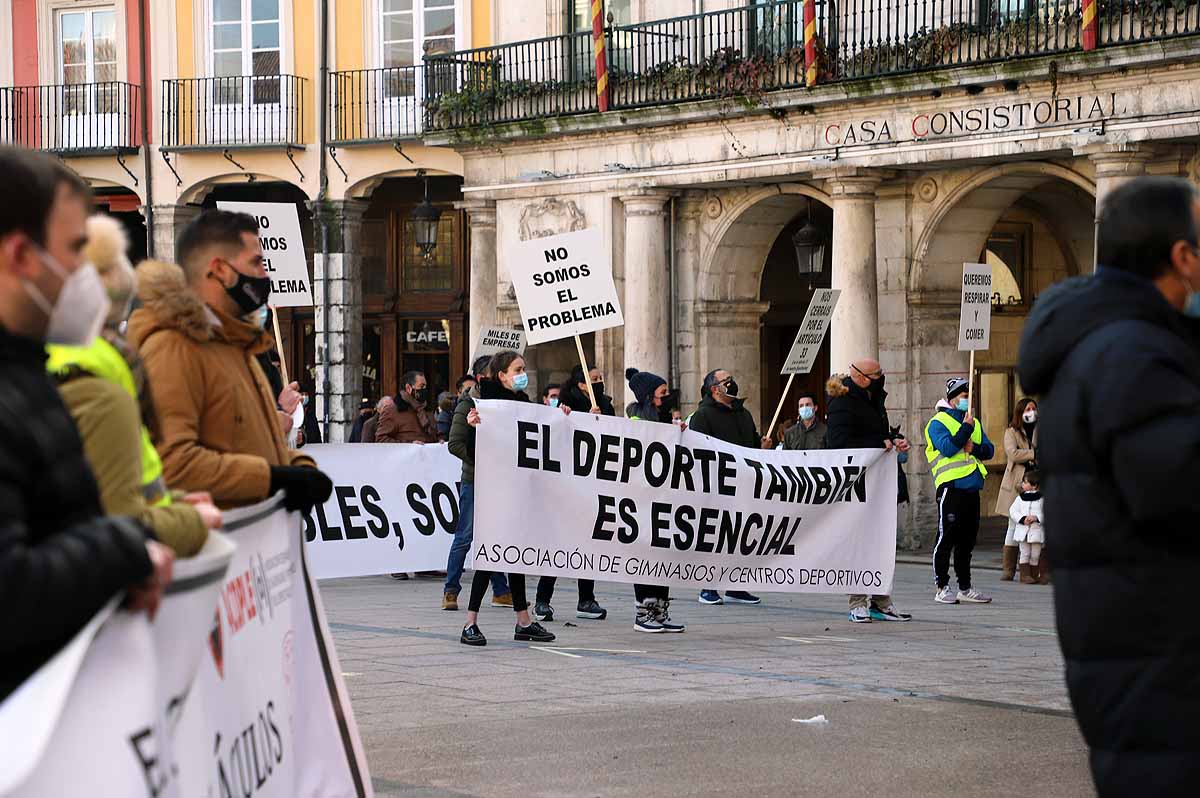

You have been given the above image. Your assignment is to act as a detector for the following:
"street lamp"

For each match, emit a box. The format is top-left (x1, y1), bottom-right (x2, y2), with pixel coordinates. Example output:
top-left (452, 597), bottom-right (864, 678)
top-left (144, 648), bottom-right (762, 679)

top-left (411, 170), bottom-right (441, 260)
top-left (791, 200), bottom-right (826, 276)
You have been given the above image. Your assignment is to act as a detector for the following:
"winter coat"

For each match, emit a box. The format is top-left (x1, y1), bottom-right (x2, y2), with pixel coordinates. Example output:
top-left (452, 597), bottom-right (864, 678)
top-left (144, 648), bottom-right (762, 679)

top-left (688, 394), bottom-right (762, 449)
top-left (0, 327), bottom-right (153, 701)
top-left (376, 392), bottom-right (440, 443)
top-left (448, 381), bottom-right (529, 483)
top-left (995, 425), bottom-right (1039, 516)
top-left (361, 413), bottom-right (380, 443)
top-left (824, 375), bottom-right (890, 450)
top-left (1007, 491), bottom-right (1044, 544)
top-left (783, 418), bottom-right (828, 451)
top-left (127, 261), bottom-right (314, 509)
top-left (559, 382), bottom-right (616, 416)
top-left (1017, 266), bottom-right (1200, 793)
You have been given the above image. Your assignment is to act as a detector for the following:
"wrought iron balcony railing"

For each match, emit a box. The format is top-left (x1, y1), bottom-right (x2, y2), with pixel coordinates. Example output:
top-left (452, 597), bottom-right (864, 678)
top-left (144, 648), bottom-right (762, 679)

top-left (161, 74), bottom-right (306, 150)
top-left (0, 82), bottom-right (141, 153)
top-left (328, 65), bottom-right (426, 144)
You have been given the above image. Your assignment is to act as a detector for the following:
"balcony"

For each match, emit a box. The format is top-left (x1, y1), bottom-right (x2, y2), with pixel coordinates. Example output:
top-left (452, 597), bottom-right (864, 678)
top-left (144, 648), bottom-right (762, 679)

top-left (328, 65), bottom-right (426, 144)
top-left (161, 74), bottom-right (306, 150)
top-left (0, 82), bottom-right (141, 154)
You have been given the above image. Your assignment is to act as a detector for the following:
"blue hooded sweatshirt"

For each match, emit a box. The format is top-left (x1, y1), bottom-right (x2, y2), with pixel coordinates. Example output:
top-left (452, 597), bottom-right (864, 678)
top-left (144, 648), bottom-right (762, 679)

top-left (927, 402), bottom-right (994, 492)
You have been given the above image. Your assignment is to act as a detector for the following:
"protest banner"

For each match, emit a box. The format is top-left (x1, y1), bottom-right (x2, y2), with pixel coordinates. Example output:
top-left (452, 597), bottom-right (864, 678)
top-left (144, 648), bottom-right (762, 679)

top-left (473, 326), bottom-right (526, 361)
top-left (301, 443), bottom-right (462, 579)
top-left (473, 401), bottom-right (897, 594)
top-left (958, 262), bottom-right (993, 405)
top-left (216, 201), bottom-right (314, 308)
top-left (767, 289), bottom-right (841, 435)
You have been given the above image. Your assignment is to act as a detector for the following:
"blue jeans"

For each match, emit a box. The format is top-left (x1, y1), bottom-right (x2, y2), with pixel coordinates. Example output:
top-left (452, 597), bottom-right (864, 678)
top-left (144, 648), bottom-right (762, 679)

top-left (443, 481), bottom-right (509, 597)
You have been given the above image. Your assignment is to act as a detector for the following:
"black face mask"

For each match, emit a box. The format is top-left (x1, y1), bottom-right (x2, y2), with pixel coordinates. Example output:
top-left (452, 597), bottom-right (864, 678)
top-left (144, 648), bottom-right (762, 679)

top-left (663, 389), bottom-right (680, 411)
top-left (591, 381), bottom-right (605, 397)
top-left (870, 374), bottom-right (886, 393)
top-left (221, 263), bottom-right (272, 315)
top-left (412, 388), bottom-right (428, 404)
top-left (723, 378), bottom-right (740, 398)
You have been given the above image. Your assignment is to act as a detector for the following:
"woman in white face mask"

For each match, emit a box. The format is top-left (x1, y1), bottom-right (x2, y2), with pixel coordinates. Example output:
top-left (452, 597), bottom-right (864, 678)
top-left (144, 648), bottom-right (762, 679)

top-left (996, 397), bottom-right (1040, 581)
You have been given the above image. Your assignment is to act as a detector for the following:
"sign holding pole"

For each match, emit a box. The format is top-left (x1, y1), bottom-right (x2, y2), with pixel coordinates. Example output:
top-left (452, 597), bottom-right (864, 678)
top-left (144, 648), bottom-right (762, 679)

top-left (958, 262), bottom-right (993, 407)
top-left (766, 289), bottom-right (840, 437)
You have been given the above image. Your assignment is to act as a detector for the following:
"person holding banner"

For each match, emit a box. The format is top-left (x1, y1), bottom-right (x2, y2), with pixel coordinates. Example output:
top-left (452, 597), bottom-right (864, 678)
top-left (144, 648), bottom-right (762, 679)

top-left (926, 378), bottom-right (994, 606)
top-left (0, 147), bottom-right (174, 700)
top-left (128, 210), bottom-right (332, 513)
top-left (560, 363), bottom-right (616, 417)
top-left (457, 351), bottom-right (557, 646)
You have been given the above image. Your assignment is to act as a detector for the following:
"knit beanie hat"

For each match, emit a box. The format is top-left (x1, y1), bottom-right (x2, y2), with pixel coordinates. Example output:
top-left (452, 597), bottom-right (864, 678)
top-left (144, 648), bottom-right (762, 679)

top-left (85, 214), bottom-right (135, 327)
top-left (945, 377), bottom-right (969, 401)
top-left (626, 367), bottom-right (666, 405)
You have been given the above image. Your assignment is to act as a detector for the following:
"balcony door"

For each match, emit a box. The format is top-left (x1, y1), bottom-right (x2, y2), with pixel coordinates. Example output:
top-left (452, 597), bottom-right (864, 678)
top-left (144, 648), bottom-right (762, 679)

top-left (377, 0), bottom-right (462, 137)
top-left (56, 7), bottom-right (120, 150)
top-left (210, 0), bottom-right (284, 143)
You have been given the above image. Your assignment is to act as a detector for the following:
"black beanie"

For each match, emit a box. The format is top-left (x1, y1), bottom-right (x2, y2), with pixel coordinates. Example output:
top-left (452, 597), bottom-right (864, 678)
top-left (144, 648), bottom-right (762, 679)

top-left (626, 367), bottom-right (667, 405)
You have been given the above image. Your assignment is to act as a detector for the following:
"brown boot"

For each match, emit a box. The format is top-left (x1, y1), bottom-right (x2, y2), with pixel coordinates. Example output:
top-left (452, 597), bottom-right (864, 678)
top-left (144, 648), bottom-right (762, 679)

top-left (442, 592), bottom-right (459, 611)
top-left (1001, 546), bottom-right (1019, 581)
top-left (1036, 553), bottom-right (1051, 585)
top-left (1019, 563), bottom-right (1036, 584)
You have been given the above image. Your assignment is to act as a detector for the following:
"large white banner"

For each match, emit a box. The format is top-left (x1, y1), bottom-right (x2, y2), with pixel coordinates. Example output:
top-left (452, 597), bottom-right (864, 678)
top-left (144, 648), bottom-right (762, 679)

top-left (302, 443), bottom-right (462, 579)
top-left (473, 401), bottom-right (898, 594)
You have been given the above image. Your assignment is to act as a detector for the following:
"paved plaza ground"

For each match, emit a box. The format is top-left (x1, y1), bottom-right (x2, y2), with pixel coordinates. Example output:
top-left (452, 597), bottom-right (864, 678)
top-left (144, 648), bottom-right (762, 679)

top-left (322, 562), bottom-right (1091, 798)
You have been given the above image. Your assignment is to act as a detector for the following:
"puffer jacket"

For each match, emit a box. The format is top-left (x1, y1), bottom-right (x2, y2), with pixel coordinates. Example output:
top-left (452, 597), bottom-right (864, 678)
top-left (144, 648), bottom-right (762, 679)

top-left (825, 375), bottom-right (889, 449)
top-left (1017, 266), bottom-right (1200, 796)
top-left (127, 261), bottom-right (313, 508)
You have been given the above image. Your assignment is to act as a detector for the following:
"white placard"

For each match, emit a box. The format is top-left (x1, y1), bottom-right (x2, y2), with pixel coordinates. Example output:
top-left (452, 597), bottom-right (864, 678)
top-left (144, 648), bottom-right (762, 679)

top-left (473, 327), bottom-right (527, 361)
top-left (958, 262), bottom-right (992, 351)
top-left (505, 228), bottom-right (623, 345)
top-left (781, 289), bottom-right (841, 375)
top-left (216, 201), bottom-right (314, 308)
top-left (473, 401), bottom-right (897, 594)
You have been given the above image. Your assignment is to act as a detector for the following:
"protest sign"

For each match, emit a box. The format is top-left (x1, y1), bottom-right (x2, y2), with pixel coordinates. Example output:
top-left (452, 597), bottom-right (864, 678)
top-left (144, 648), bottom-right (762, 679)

top-left (782, 289), bottom-right (841, 375)
top-left (473, 401), bottom-right (897, 594)
top-left (216, 201), bottom-right (314, 308)
top-left (302, 443), bottom-right (462, 579)
top-left (473, 326), bottom-right (527, 361)
top-left (958, 262), bottom-right (993, 405)
top-left (505, 228), bottom-right (623, 346)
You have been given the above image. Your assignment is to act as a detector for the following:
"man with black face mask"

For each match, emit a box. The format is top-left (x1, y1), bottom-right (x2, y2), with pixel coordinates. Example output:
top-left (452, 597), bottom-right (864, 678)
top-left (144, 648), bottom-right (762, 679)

top-left (376, 369), bottom-right (441, 443)
top-left (128, 210), bottom-right (331, 513)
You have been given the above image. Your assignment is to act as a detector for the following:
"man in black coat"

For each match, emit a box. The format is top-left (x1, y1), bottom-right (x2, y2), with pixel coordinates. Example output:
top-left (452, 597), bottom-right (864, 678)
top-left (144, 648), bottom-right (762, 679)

top-left (824, 358), bottom-right (911, 624)
top-left (1017, 176), bottom-right (1200, 797)
top-left (0, 147), bottom-right (173, 700)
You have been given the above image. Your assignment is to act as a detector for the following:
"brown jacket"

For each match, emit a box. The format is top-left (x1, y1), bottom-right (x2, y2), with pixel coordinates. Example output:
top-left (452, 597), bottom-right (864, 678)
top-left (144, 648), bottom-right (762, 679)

top-left (127, 260), bottom-right (313, 508)
top-left (375, 392), bottom-right (440, 443)
top-left (995, 424), bottom-right (1038, 516)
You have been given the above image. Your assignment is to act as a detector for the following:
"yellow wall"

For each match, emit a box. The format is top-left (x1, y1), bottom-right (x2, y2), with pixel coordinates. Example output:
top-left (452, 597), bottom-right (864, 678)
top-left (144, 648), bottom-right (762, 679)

top-left (336, 0), bottom-right (364, 71)
top-left (293, 0), bottom-right (316, 142)
top-left (175, 0), bottom-right (194, 78)
top-left (472, 0), bottom-right (491, 48)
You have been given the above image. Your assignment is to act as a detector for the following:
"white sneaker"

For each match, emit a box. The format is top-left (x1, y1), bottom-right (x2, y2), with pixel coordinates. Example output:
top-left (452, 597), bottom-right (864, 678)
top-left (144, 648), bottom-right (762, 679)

top-left (934, 586), bottom-right (959, 604)
top-left (957, 587), bottom-right (993, 604)
top-left (848, 605), bottom-right (872, 623)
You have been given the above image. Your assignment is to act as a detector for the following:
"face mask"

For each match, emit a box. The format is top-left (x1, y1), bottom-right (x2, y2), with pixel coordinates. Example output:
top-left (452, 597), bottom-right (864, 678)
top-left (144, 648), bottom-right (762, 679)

top-left (511, 372), bottom-right (529, 392)
top-left (871, 374), bottom-right (886, 392)
top-left (219, 260), bottom-right (272, 315)
top-left (798, 406), bottom-right (815, 421)
top-left (1186, 291), bottom-right (1200, 318)
top-left (412, 388), bottom-right (428, 404)
top-left (591, 380), bottom-right (605, 397)
top-left (1023, 409), bottom-right (1037, 423)
top-left (723, 379), bottom-right (740, 397)
top-left (302, 394), bottom-right (310, 407)
top-left (248, 305), bottom-right (269, 329)
top-left (955, 398), bottom-right (969, 412)
top-left (23, 251), bottom-right (110, 346)
top-left (548, 397), bottom-right (559, 408)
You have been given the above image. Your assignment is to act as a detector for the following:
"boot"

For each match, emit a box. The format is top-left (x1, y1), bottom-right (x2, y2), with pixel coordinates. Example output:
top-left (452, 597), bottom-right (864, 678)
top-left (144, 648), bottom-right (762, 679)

top-left (1001, 546), bottom-right (1019, 581)
top-left (1019, 563), bottom-right (1036, 584)
top-left (1036, 552), bottom-right (1051, 585)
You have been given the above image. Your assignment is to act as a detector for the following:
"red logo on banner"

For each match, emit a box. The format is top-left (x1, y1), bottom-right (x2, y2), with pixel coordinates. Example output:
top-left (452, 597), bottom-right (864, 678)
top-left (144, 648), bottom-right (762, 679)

top-left (209, 607), bottom-right (224, 679)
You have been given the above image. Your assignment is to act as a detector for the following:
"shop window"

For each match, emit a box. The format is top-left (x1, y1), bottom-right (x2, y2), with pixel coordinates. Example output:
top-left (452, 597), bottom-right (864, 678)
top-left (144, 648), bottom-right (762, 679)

top-left (400, 319), bottom-right (452, 402)
top-left (981, 222), bottom-right (1029, 309)
top-left (401, 212), bottom-right (455, 292)
top-left (361, 218), bottom-right (391, 297)
top-left (363, 323), bottom-right (383, 400)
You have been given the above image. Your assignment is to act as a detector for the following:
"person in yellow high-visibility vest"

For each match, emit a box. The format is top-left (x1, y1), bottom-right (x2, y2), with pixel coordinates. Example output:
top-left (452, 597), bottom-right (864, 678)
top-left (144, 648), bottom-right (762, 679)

top-left (925, 377), bottom-right (995, 605)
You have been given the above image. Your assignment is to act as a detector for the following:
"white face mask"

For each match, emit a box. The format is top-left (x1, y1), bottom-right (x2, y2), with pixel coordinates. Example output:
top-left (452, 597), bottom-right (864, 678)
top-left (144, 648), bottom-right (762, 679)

top-left (1023, 409), bottom-right (1038, 423)
top-left (23, 250), bottom-right (110, 346)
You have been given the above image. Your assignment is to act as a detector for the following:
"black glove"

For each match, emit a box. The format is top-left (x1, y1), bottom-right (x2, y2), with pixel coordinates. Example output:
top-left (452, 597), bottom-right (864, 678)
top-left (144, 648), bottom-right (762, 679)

top-left (269, 466), bottom-right (334, 513)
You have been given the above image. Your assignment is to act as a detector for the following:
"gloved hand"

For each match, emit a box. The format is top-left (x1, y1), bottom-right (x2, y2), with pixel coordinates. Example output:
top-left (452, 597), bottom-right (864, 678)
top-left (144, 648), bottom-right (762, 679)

top-left (269, 466), bottom-right (334, 513)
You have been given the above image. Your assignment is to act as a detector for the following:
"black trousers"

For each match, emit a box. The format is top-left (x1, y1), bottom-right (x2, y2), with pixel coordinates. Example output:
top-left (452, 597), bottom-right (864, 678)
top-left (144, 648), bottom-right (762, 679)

top-left (468, 571), bottom-right (528, 613)
top-left (535, 576), bottom-right (595, 606)
top-left (634, 584), bottom-right (670, 603)
top-left (933, 485), bottom-right (980, 590)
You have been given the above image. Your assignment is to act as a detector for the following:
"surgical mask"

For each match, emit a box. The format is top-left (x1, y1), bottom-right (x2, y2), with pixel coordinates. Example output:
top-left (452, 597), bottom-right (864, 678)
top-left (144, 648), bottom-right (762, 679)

top-left (23, 251), bottom-right (110, 346)
top-left (798, 406), bottom-right (815, 421)
top-left (1186, 291), bottom-right (1200, 318)
top-left (548, 397), bottom-right (560, 408)
top-left (219, 260), bottom-right (272, 315)
top-left (1023, 409), bottom-right (1038, 423)
top-left (511, 372), bottom-right (529, 392)
top-left (248, 305), bottom-right (269, 329)
top-left (955, 398), bottom-right (969, 412)
top-left (302, 394), bottom-right (310, 407)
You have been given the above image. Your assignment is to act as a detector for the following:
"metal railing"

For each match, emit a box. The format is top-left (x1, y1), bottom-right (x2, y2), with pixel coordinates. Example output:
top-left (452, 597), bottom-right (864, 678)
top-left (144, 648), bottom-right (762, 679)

top-left (0, 82), bottom-right (141, 153)
top-left (328, 65), bottom-right (425, 143)
top-left (161, 74), bottom-right (306, 149)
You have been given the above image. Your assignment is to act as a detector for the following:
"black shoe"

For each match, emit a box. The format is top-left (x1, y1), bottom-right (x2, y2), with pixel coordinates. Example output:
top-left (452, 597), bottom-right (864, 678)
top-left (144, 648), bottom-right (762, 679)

top-left (534, 602), bottom-right (555, 622)
top-left (514, 621), bottom-right (556, 643)
top-left (390, 573), bottom-right (409, 580)
top-left (724, 590), bottom-right (761, 605)
top-left (576, 599), bottom-right (608, 620)
top-left (460, 624), bottom-right (486, 646)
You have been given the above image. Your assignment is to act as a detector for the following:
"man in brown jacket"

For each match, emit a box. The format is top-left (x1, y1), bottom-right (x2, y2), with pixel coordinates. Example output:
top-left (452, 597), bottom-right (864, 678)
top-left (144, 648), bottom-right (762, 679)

top-left (128, 210), bottom-right (331, 512)
top-left (376, 370), bottom-right (441, 443)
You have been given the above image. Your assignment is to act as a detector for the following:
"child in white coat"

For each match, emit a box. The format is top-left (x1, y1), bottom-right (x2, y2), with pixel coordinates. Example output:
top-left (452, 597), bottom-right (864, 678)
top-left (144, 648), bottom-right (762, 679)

top-left (1007, 470), bottom-right (1045, 584)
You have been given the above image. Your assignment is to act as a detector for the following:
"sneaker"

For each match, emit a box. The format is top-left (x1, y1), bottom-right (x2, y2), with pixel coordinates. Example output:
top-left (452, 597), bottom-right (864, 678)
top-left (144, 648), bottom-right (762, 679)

top-left (698, 590), bottom-right (723, 605)
top-left (460, 624), bottom-right (486, 646)
top-left (390, 573), bottom-right (409, 580)
top-left (725, 591), bottom-right (761, 605)
top-left (514, 621), bottom-right (556, 643)
top-left (849, 605), bottom-right (872, 623)
top-left (635, 602), bottom-right (665, 633)
top-left (441, 592), bottom-right (459, 611)
top-left (534, 602), bottom-right (554, 622)
top-left (654, 599), bottom-right (686, 633)
top-left (576, 599), bottom-right (608, 620)
top-left (934, 586), bottom-right (959, 604)
top-left (957, 587), bottom-right (993, 604)
top-left (870, 603), bottom-right (912, 622)
top-left (491, 593), bottom-right (513, 608)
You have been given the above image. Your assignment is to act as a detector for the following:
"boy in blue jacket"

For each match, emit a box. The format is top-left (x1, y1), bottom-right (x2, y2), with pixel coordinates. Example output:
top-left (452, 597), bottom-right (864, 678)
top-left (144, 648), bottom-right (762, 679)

top-left (924, 378), bottom-right (995, 605)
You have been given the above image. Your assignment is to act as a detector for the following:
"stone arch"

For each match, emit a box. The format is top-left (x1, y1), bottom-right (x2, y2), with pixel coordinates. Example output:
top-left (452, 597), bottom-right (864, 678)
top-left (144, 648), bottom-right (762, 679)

top-left (179, 172), bottom-right (305, 204)
top-left (344, 165), bottom-right (464, 200)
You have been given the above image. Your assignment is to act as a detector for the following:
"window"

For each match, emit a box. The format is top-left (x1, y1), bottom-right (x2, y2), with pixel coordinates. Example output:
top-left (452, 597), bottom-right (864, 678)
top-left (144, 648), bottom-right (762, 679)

top-left (750, 0), bottom-right (802, 56)
top-left (401, 211), bottom-right (455, 292)
top-left (379, 0), bottom-right (456, 93)
top-left (212, 0), bottom-right (281, 104)
top-left (981, 223), bottom-right (1030, 308)
top-left (57, 8), bottom-right (117, 114)
top-left (566, 0), bottom-right (630, 80)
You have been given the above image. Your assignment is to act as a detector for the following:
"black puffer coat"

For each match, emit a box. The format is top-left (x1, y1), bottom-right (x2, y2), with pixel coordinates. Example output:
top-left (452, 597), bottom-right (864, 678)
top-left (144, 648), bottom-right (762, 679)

top-left (0, 328), bottom-right (152, 700)
top-left (688, 394), bottom-right (761, 449)
top-left (1017, 267), bottom-right (1200, 796)
top-left (824, 375), bottom-right (890, 449)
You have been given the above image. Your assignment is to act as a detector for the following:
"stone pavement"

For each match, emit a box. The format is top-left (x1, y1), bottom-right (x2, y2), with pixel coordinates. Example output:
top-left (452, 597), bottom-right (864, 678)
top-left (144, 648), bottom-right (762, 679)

top-left (322, 562), bottom-right (1091, 798)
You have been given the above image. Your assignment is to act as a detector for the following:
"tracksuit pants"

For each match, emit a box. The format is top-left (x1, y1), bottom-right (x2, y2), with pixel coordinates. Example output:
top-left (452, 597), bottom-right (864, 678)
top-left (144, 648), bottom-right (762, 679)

top-left (933, 485), bottom-right (980, 590)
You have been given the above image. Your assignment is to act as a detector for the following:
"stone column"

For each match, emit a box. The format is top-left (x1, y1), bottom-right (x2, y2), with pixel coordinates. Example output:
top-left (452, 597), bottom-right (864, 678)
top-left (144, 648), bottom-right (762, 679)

top-left (619, 190), bottom-right (673, 393)
top-left (694, 299), bottom-right (771, 426)
top-left (311, 199), bottom-right (368, 443)
top-left (826, 172), bottom-right (882, 370)
top-left (147, 203), bottom-right (201, 263)
top-left (1087, 144), bottom-right (1151, 210)
top-left (456, 199), bottom-right (497, 359)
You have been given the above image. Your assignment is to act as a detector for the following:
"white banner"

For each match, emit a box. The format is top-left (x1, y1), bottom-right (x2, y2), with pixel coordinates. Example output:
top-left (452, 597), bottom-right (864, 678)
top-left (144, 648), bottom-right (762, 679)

top-left (958, 262), bottom-right (992, 351)
top-left (216, 201), bottom-right (314, 308)
top-left (782, 289), bottom-right (840, 375)
top-left (302, 443), bottom-right (462, 579)
top-left (472, 326), bottom-right (526, 361)
top-left (473, 401), bottom-right (898, 594)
